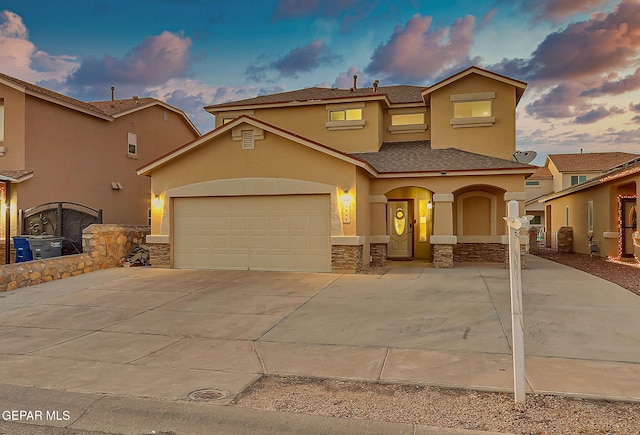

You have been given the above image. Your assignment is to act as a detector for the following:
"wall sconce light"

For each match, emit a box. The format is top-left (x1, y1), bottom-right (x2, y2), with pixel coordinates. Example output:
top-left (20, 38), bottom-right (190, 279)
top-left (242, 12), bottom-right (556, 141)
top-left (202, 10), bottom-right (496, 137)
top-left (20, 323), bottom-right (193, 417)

top-left (340, 190), bottom-right (352, 224)
top-left (427, 200), bottom-right (433, 210)
top-left (153, 194), bottom-right (162, 209)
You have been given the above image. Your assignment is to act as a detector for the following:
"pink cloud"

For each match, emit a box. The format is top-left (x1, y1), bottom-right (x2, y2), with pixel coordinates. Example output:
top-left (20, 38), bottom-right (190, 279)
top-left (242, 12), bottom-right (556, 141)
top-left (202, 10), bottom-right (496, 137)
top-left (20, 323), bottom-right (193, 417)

top-left (507, 0), bottom-right (611, 23)
top-left (68, 31), bottom-right (191, 87)
top-left (365, 14), bottom-right (475, 83)
top-left (0, 10), bottom-right (78, 82)
top-left (246, 38), bottom-right (340, 81)
top-left (333, 66), bottom-right (364, 89)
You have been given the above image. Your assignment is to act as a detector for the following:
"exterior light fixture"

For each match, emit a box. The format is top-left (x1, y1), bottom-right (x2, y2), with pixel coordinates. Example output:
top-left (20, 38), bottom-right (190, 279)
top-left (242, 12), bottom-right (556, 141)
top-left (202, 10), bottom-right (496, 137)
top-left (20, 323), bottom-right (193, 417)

top-left (340, 190), bottom-right (353, 224)
top-left (153, 194), bottom-right (162, 209)
top-left (427, 200), bottom-right (433, 210)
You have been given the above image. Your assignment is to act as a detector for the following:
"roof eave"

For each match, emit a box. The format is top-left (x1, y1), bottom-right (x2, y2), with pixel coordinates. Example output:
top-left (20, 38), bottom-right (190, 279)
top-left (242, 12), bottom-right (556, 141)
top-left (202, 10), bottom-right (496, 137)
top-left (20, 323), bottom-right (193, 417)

top-left (205, 94), bottom-right (392, 114)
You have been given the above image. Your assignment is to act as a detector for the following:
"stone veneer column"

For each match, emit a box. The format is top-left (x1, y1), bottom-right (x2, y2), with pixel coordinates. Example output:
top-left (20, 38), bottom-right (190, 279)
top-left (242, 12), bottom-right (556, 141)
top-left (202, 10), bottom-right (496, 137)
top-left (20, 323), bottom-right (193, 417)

top-left (430, 193), bottom-right (456, 268)
top-left (331, 236), bottom-right (365, 273)
top-left (146, 235), bottom-right (170, 267)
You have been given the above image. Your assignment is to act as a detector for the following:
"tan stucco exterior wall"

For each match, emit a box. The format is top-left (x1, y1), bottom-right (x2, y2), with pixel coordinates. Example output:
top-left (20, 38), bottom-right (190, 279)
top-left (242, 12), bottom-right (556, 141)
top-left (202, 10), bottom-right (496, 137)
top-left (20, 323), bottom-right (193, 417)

top-left (369, 173), bottom-right (526, 247)
top-left (0, 82), bottom-right (199, 227)
top-left (429, 75), bottom-right (518, 160)
top-left (0, 84), bottom-right (27, 170)
top-left (149, 126), bottom-right (359, 238)
top-left (217, 102), bottom-right (385, 153)
top-left (18, 97), bottom-right (197, 224)
top-left (545, 175), bottom-right (638, 257)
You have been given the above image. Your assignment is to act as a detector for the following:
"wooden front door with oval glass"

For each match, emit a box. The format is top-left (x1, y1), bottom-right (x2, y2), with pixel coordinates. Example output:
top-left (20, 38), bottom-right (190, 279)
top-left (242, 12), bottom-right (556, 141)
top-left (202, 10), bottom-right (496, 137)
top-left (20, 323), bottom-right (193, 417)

top-left (388, 200), bottom-right (413, 258)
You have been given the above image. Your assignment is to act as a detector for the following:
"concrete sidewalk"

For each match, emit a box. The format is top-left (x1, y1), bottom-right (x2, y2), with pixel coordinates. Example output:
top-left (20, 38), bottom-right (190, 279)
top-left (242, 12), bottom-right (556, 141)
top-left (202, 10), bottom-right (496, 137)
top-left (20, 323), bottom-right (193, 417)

top-left (0, 255), bottom-right (638, 434)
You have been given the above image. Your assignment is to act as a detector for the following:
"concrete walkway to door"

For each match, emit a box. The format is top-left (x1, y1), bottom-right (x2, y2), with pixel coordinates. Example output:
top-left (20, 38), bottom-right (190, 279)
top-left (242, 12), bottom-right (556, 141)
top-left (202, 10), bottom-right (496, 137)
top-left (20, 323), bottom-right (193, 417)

top-left (0, 254), bottom-right (639, 434)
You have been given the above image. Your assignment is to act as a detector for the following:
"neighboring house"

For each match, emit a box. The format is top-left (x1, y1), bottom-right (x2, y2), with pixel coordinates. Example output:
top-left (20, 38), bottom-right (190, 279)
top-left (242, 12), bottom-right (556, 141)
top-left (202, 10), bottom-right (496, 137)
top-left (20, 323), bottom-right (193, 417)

top-left (539, 156), bottom-right (639, 260)
top-left (0, 72), bottom-right (200, 251)
top-left (524, 152), bottom-right (639, 228)
top-left (138, 66), bottom-right (536, 272)
top-left (524, 166), bottom-right (554, 226)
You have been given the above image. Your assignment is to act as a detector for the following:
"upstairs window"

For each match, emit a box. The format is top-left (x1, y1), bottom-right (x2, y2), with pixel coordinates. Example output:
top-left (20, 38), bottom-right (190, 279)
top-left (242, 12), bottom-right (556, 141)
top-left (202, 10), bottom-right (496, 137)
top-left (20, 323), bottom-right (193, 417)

top-left (450, 92), bottom-right (496, 128)
top-left (570, 175), bottom-right (587, 185)
top-left (388, 109), bottom-right (428, 134)
top-left (525, 181), bottom-right (540, 187)
top-left (329, 108), bottom-right (362, 121)
top-left (127, 132), bottom-right (138, 158)
top-left (326, 103), bottom-right (365, 130)
top-left (453, 101), bottom-right (492, 118)
top-left (391, 113), bottom-right (424, 126)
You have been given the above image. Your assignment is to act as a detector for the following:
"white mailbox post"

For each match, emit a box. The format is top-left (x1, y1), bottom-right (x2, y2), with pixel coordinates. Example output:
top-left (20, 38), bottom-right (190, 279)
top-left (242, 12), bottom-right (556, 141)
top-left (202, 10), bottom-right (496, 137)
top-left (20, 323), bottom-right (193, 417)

top-left (503, 200), bottom-right (532, 404)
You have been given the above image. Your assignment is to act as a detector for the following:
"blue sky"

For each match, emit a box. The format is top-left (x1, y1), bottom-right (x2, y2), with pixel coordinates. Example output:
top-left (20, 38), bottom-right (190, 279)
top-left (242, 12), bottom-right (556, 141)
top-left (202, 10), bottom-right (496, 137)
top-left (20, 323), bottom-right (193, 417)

top-left (2, 0), bottom-right (640, 165)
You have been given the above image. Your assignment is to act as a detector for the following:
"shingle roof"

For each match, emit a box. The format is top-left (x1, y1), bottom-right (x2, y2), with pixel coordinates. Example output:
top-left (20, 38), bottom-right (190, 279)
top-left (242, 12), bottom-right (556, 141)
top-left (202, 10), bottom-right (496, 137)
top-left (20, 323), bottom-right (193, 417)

top-left (547, 152), bottom-right (639, 173)
top-left (90, 97), bottom-right (160, 115)
top-left (529, 166), bottom-right (553, 179)
top-left (0, 72), bottom-right (108, 116)
top-left (350, 141), bottom-right (535, 173)
top-left (541, 156), bottom-right (640, 201)
top-left (205, 85), bottom-right (426, 110)
top-left (0, 170), bottom-right (33, 182)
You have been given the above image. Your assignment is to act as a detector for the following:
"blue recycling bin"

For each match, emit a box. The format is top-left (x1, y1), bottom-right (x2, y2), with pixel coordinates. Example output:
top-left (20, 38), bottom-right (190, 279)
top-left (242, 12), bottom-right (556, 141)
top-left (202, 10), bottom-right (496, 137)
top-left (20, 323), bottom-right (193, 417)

top-left (12, 236), bottom-right (33, 262)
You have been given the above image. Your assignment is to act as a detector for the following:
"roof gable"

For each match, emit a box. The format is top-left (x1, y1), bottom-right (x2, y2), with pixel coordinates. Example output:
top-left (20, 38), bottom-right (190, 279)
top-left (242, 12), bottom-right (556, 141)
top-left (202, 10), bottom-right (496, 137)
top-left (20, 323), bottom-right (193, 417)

top-left (137, 115), bottom-right (375, 176)
top-left (421, 66), bottom-right (527, 104)
top-left (545, 152), bottom-right (639, 173)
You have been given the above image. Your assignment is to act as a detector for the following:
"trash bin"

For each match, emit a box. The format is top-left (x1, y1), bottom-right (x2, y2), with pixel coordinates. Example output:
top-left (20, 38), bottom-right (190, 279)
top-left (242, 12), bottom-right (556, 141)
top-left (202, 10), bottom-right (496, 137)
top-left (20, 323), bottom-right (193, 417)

top-left (28, 236), bottom-right (64, 260)
top-left (12, 236), bottom-right (33, 262)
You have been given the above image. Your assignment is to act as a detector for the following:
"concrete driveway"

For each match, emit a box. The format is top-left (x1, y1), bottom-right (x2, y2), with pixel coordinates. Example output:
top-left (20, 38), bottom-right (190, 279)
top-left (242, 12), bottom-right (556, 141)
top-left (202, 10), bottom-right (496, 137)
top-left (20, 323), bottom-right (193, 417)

top-left (0, 255), bottom-right (639, 434)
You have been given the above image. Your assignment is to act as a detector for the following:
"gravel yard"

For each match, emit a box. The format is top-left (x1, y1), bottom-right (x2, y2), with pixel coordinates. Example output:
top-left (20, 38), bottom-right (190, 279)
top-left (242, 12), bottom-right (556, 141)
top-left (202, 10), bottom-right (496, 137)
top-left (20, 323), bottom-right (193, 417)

top-left (235, 376), bottom-right (640, 434)
top-left (233, 253), bottom-right (640, 434)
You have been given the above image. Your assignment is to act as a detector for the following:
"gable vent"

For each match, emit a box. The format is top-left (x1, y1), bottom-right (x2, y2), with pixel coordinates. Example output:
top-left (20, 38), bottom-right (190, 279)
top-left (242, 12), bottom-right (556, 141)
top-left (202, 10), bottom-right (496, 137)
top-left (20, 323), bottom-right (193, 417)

top-left (241, 130), bottom-right (254, 150)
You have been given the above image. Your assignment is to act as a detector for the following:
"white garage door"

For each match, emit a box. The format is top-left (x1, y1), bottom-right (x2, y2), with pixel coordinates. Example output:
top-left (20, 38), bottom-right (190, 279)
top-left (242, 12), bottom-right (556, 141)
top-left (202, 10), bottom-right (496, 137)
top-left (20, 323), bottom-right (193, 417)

top-left (173, 195), bottom-right (331, 272)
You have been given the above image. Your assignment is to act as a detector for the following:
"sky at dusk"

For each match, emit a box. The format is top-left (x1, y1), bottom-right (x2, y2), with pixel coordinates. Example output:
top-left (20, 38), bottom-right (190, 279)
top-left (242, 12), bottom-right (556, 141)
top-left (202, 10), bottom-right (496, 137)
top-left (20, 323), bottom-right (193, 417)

top-left (2, 0), bottom-right (640, 166)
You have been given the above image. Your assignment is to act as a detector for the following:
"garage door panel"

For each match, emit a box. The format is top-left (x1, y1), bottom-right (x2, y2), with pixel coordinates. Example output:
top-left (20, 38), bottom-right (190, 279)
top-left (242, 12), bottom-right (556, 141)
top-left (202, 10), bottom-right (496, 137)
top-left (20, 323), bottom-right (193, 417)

top-left (173, 195), bottom-right (331, 272)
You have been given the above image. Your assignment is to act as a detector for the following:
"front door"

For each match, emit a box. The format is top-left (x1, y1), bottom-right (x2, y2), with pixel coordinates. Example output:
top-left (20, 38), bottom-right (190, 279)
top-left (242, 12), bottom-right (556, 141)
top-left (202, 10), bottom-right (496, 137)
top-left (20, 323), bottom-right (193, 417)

top-left (620, 197), bottom-right (637, 257)
top-left (388, 200), bottom-right (413, 258)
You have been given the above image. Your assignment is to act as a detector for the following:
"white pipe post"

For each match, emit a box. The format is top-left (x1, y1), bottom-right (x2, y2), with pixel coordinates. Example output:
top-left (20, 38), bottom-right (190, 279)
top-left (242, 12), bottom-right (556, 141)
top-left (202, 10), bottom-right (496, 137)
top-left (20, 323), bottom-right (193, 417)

top-left (506, 200), bottom-right (526, 404)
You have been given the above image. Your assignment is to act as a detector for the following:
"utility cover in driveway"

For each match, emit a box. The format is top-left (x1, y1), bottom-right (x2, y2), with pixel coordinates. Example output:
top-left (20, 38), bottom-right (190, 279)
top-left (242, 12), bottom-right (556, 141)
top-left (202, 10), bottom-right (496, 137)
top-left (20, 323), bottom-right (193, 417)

top-left (173, 195), bottom-right (331, 272)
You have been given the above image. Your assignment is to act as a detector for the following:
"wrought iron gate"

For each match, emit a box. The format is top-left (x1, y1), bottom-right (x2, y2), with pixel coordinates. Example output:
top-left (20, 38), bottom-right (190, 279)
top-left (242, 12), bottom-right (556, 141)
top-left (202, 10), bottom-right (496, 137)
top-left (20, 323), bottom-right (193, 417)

top-left (19, 202), bottom-right (103, 254)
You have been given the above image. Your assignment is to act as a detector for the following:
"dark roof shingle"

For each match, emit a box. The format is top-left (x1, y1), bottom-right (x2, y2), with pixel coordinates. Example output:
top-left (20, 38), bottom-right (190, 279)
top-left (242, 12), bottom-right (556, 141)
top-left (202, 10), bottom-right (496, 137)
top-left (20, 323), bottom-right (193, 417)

top-left (205, 85), bottom-right (426, 110)
top-left (351, 141), bottom-right (535, 173)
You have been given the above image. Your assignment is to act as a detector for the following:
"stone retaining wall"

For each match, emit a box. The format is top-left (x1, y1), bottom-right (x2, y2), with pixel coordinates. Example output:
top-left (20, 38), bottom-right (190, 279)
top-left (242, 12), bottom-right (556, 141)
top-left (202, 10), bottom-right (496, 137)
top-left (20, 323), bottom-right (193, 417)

top-left (0, 224), bottom-right (150, 292)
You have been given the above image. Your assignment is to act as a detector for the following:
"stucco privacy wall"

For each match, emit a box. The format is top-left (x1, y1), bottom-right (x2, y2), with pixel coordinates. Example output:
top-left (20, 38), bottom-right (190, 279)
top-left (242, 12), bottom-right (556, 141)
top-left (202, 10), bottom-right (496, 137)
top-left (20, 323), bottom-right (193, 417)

top-left (0, 224), bottom-right (149, 292)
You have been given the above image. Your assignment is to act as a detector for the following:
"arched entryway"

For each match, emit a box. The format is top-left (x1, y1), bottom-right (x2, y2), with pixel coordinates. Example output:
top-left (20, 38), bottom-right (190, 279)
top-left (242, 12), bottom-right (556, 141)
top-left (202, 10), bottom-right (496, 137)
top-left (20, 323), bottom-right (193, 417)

top-left (385, 187), bottom-right (433, 261)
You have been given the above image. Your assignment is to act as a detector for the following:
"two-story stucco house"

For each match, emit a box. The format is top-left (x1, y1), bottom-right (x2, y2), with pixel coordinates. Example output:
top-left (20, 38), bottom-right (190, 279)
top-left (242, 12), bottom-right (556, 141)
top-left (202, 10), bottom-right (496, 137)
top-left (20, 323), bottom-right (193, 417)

top-left (138, 66), bottom-right (536, 272)
top-left (0, 72), bottom-right (200, 256)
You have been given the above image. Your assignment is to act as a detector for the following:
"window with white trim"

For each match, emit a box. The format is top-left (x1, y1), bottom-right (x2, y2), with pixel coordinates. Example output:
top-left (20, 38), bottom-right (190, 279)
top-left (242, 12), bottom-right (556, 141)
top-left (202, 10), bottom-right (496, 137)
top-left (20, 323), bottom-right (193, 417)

top-left (588, 201), bottom-right (594, 233)
top-left (127, 132), bottom-right (138, 158)
top-left (450, 92), bottom-right (496, 128)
